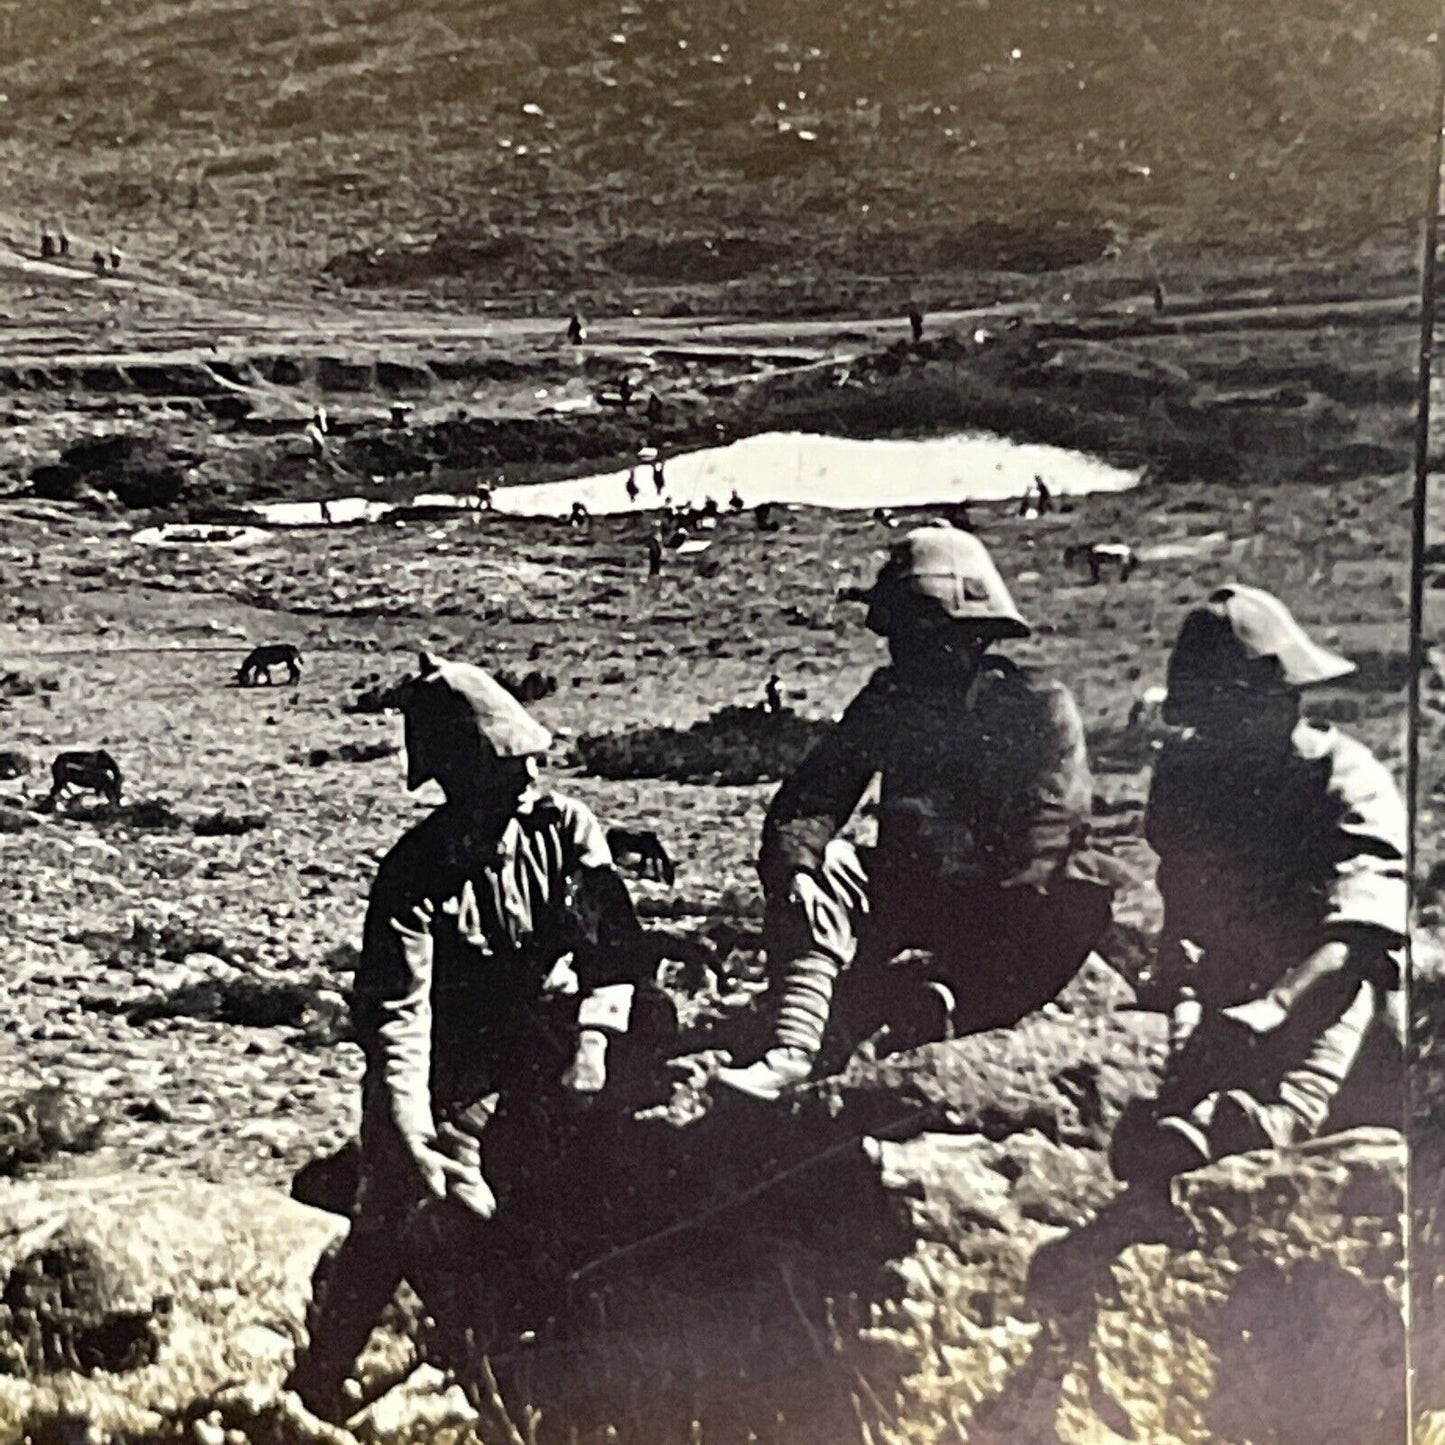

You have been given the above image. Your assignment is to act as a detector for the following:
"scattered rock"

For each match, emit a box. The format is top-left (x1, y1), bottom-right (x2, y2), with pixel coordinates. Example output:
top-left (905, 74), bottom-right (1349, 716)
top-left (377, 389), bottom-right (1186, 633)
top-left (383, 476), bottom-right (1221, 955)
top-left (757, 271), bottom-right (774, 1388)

top-left (0, 1228), bottom-right (165, 1377)
top-left (0, 1175), bottom-right (344, 1441)
top-left (0, 806), bottom-right (38, 834)
top-left (0, 671), bottom-right (59, 704)
top-left (0, 751), bottom-right (32, 780)
top-left (0, 1085), bottom-right (106, 1177)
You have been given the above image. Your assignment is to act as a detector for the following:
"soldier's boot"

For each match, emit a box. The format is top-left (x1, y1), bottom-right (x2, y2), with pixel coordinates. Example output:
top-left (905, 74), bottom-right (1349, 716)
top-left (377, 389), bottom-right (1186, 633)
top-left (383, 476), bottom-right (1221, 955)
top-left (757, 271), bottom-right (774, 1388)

top-left (1206, 978), bottom-right (1375, 1159)
top-left (869, 976), bottom-right (956, 1058)
top-left (715, 952), bottom-right (839, 1101)
top-left (285, 1221), bottom-right (407, 1423)
top-left (1108, 1098), bottom-right (1213, 1185)
top-left (1208, 1089), bottom-right (1308, 1154)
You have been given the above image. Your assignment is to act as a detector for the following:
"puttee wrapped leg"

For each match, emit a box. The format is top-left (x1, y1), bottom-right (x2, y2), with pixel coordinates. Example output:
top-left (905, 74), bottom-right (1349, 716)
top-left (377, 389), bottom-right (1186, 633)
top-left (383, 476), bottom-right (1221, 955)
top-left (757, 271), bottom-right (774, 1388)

top-left (717, 840), bottom-right (871, 1100)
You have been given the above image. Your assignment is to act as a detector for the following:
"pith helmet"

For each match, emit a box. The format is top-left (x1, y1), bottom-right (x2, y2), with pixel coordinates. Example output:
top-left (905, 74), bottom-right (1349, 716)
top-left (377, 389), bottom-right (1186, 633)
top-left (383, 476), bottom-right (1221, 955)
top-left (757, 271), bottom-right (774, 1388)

top-left (1163, 584), bottom-right (1354, 724)
top-left (861, 524), bottom-right (1030, 639)
top-left (399, 651), bottom-right (552, 789)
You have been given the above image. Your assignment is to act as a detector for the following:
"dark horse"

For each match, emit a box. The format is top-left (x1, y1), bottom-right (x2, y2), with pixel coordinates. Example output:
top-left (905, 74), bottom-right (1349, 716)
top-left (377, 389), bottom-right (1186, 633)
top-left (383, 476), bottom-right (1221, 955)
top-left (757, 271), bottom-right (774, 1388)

top-left (237, 643), bottom-right (303, 686)
top-left (605, 827), bottom-right (677, 888)
top-left (49, 750), bottom-right (123, 808)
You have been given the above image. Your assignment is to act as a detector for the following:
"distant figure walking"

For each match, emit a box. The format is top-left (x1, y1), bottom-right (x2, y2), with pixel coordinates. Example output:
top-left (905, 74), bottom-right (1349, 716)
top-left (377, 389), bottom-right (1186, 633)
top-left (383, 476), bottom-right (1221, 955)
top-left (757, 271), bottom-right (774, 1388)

top-left (646, 392), bottom-right (663, 426)
top-left (764, 672), bottom-right (783, 713)
top-left (646, 532), bottom-right (663, 578)
top-left (58, 229), bottom-right (69, 257)
top-left (618, 375), bottom-right (634, 409)
top-left (40, 229), bottom-right (55, 260)
top-left (108, 245), bottom-right (122, 273)
top-left (626, 472), bottom-right (640, 504)
top-left (729, 489), bottom-right (745, 513)
top-left (1152, 279), bottom-right (1166, 313)
top-left (569, 500), bottom-right (591, 529)
top-left (1019, 475), bottom-right (1053, 519)
top-left (91, 250), bottom-right (108, 278)
top-left (908, 303), bottom-right (925, 343)
top-left (567, 312), bottom-right (586, 345)
top-left (305, 419), bottom-right (328, 465)
top-left (476, 479), bottom-right (495, 511)
top-left (320, 499), bottom-right (334, 526)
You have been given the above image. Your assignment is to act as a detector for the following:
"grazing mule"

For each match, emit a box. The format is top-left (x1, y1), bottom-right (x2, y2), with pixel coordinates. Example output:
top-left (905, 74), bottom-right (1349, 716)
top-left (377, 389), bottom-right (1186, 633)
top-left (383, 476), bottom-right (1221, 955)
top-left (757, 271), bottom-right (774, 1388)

top-left (1064, 542), bottom-right (1139, 585)
top-left (606, 827), bottom-right (677, 887)
top-left (49, 750), bottom-right (122, 808)
top-left (237, 643), bottom-right (303, 686)
top-left (1127, 684), bottom-right (1169, 732)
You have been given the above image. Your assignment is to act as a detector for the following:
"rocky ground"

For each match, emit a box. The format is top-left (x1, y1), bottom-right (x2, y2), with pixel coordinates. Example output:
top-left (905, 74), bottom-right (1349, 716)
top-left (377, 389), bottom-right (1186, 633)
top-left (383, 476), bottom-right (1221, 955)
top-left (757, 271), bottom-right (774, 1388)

top-left (0, 260), bottom-right (1422, 1441)
top-left (0, 0), bottom-right (1435, 1432)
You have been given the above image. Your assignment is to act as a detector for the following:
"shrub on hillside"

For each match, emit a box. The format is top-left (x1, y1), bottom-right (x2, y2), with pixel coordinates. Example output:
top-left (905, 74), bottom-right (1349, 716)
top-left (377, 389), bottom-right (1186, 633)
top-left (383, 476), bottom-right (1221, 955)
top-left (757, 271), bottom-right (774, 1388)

top-left (578, 705), bottom-right (831, 785)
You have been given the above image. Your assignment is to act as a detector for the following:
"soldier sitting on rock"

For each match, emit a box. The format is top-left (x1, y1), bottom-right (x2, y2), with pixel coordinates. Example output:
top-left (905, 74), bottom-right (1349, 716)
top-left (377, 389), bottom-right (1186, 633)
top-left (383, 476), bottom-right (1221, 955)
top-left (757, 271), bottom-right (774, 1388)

top-left (1110, 586), bottom-right (1406, 1184)
top-left (287, 653), bottom-right (658, 1421)
top-left (716, 524), bottom-right (1115, 1100)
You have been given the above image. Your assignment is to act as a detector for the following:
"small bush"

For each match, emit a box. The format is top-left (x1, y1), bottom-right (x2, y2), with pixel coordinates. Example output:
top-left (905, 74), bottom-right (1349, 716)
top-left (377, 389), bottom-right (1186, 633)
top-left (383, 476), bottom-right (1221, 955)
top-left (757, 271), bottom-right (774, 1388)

top-left (496, 668), bottom-right (559, 703)
top-left (105, 799), bottom-right (186, 831)
top-left (579, 705), bottom-right (830, 785)
top-left (0, 670), bottom-right (59, 702)
top-left (192, 810), bottom-right (269, 837)
top-left (0, 805), bottom-right (38, 833)
top-left (304, 741), bottom-right (399, 767)
top-left (114, 973), bottom-right (349, 1038)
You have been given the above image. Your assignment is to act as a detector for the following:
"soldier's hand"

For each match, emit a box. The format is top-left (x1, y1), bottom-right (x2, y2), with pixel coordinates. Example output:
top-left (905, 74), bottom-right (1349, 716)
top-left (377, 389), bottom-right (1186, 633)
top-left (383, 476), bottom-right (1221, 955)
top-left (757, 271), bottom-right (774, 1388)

top-left (561, 1028), bottom-right (610, 1100)
top-left (786, 870), bottom-right (827, 914)
top-left (405, 1137), bottom-right (483, 1205)
top-left (448, 1166), bottom-right (499, 1221)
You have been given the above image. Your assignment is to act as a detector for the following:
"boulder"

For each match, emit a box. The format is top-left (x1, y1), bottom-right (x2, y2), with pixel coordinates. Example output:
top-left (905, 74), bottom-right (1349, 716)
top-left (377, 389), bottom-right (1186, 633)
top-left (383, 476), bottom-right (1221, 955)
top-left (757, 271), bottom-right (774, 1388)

top-left (952, 1129), bottom-right (1407, 1445)
top-left (0, 1018), bottom-right (1405, 1445)
top-left (0, 1174), bottom-right (344, 1441)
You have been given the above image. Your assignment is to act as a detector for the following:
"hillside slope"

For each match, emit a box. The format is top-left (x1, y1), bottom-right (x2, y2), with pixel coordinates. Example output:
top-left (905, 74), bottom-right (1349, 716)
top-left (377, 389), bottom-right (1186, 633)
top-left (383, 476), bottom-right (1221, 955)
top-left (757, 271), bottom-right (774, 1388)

top-left (0, 0), bottom-right (1436, 306)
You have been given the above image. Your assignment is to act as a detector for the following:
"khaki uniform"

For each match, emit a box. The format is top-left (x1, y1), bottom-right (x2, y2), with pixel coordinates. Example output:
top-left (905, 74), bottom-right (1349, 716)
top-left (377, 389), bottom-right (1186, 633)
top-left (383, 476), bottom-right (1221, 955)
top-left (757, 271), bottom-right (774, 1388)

top-left (1119, 720), bottom-right (1406, 1168)
top-left (757, 656), bottom-right (1114, 1056)
top-left (296, 789), bottom-right (646, 1408)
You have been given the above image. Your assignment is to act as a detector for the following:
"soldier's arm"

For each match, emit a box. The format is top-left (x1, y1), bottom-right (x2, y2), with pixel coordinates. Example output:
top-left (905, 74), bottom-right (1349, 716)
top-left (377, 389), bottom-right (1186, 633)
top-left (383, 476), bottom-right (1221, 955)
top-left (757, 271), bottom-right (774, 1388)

top-left (554, 800), bottom-right (651, 1094)
top-left (758, 680), bottom-right (887, 895)
top-left (1224, 744), bottom-right (1407, 1035)
top-left (1320, 741), bottom-right (1408, 980)
top-left (353, 850), bottom-right (438, 1150)
top-left (999, 681), bottom-right (1094, 890)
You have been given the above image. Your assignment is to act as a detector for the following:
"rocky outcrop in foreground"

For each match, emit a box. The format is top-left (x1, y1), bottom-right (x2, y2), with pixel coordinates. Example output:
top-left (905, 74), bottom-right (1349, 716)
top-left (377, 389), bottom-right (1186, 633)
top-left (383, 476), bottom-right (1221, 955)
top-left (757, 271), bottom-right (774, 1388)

top-left (0, 1009), bottom-right (1405, 1445)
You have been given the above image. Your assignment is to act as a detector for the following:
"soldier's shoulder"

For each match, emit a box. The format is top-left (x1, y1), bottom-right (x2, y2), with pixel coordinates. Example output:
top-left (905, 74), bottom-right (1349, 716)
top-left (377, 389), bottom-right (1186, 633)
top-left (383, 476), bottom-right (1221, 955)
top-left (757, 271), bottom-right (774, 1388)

top-left (1147, 728), bottom-right (1209, 787)
top-left (1298, 722), bottom-right (1402, 804)
top-left (980, 656), bottom-right (1080, 716)
top-left (373, 807), bottom-right (451, 872)
top-left (529, 790), bottom-right (596, 829)
top-left (835, 667), bottom-right (902, 719)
